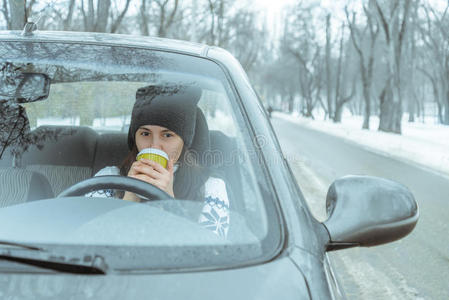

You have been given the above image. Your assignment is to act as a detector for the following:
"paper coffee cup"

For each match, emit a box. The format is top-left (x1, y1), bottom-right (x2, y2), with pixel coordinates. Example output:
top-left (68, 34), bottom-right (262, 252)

top-left (136, 148), bottom-right (169, 169)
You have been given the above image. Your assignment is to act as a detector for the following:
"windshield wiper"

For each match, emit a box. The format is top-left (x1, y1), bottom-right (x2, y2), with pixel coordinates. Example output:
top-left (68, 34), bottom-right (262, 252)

top-left (0, 240), bottom-right (42, 251)
top-left (0, 243), bottom-right (107, 274)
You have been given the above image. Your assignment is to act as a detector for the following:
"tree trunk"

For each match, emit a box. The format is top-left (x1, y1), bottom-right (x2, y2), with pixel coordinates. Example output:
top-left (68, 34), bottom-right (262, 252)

top-left (288, 95), bottom-right (294, 113)
top-left (379, 83), bottom-right (394, 132)
top-left (158, 2), bottom-right (166, 37)
top-left (86, 0), bottom-right (95, 31)
top-left (374, 0), bottom-right (412, 134)
top-left (416, 87), bottom-right (422, 119)
top-left (8, 0), bottom-right (26, 30)
top-left (110, 0), bottom-right (131, 33)
top-left (379, 99), bottom-right (402, 133)
top-left (345, 4), bottom-right (378, 130)
top-left (334, 104), bottom-right (343, 123)
top-left (332, 23), bottom-right (343, 123)
top-left (436, 101), bottom-right (443, 124)
top-left (2, 0), bottom-right (11, 29)
top-left (381, 45), bottom-right (403, 134)
top-left (304, 98), bottom-right (314, 119)
top-left (325, 14), bottom-right (333, 119)
top-left (362, 82), bottom-right (371, 129)
top-left (62, 0), bottom-right (76, 30)
top-left (444, 92), bottom-right (449, 125)
top-left (408, 87), bottom-right (418, 123)
top-left (95, 0), bottom-right (111, 32)
top-left (408, 98), bottom-right (415, 122)
top-left (140, 0), bottom-right (149, 36)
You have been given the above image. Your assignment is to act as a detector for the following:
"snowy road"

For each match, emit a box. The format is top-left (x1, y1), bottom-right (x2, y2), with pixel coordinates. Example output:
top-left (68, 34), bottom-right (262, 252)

top-left (271, 116), bottom-right (449, 299)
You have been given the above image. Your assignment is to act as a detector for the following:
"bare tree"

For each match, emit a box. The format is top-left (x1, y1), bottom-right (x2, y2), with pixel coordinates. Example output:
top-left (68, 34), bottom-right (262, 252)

top-left (222, 9), bottom-right (266, 72)
top-left (139, 0), bottom-right (150, 36)
top-left (325, 14), bottom-right (333, 120)
top-left (95, 0), bottom-right (111, 32)
top-left (8, 0), bottom-right (25, 29)
top-left (281, 3), bottom-right (324, 118)
top-left (47, 0), bottom-right (77, 31)
top-left (333, 23), bottom-right (356, 123)
top-left (287, 45), bottom-right (322, 118)
top-left (346, 1), bottom-right (380, 129)
top-left (418, 2), bottom-right (449, 125)
top-left (404, 0), bottom-right (419, 122)
top-left (155, 0), bottom-right (179, 37)
top-left (197, 0), bottom-right (237, 47)
top-left (1, 0), bottom-right (37, 30)
top-left (62, 0), bottom-right (76, 31)
top-left (139, 0), bottom-right (179, 37)
top-left (80, 0), bottom-right (130, 33)
top-left (110, 0), bottom-right (131, 33)
top-left (1, 0), bottom-right (12, 29)
top-left (374, 0), bottom-right (412, 134)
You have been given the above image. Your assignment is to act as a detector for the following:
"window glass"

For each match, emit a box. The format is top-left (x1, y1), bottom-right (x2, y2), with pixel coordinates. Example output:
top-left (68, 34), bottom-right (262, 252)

top-left (0, 42), bottom-right (278, 270)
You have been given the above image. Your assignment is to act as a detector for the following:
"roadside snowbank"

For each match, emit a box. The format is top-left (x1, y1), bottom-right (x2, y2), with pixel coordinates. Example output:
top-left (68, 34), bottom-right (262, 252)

top-left (275, 112), bottom-right (449, 178)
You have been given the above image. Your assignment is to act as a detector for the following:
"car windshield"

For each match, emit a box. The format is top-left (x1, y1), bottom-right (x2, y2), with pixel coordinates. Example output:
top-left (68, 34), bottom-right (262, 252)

top-left (0, 40), bottom-right (282, 271)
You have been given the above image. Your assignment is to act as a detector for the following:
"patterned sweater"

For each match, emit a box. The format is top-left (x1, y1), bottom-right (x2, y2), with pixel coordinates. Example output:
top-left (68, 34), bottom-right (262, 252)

top-left (87, 166), bottom-right (230, 238)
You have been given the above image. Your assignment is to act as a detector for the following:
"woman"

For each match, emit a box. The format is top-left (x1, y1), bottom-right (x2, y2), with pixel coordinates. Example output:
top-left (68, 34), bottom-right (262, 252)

top-left (90, 84), bottom-right (229, 238)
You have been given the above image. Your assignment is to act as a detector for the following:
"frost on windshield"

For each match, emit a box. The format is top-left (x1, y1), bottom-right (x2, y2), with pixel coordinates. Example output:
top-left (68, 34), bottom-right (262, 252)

top-left (0, 62), bottom-right (50, 103)
top-left (0, 55), bottom-right (165, 165)
top-left (0, 100), bottom-right (71, 165)
top-left (0, 41), bottom-right (167, 74)
top-left (0, 102), bottom-right (30, 163)
top-left (0, 62), bottom-right (69, 164)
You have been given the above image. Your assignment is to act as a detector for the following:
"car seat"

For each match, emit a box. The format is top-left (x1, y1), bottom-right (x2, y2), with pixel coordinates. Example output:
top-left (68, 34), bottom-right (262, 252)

top-left (21, 126), bottom-right (99, 195)
top-left (0, 105), bottom-right (54, 205)
top-left (92, 132), bottom-right (129, 175)
top-left (0, 168), bottom-right (53, 206)
top-left (207, 130), bottom-right (244, 211)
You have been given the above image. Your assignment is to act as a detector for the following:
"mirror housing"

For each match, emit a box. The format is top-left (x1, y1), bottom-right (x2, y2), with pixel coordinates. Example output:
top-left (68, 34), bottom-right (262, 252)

top-left (324, 175), bottom-right (418, 251)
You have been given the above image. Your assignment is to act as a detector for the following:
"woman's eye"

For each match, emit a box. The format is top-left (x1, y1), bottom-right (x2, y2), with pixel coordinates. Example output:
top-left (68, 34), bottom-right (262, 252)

top-left (141, 131), bottom-right (150, 136)
top-left (163, 133), bottom-right (173, 138)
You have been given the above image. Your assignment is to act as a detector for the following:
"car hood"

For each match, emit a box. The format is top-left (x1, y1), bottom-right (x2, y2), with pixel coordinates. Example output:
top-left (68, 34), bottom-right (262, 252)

top-left (0, 196), bottom-right (268, 271)
top-left (0, 197), bottom-right (257, 246)
top-left (0, 255), bottom-right (310, 300)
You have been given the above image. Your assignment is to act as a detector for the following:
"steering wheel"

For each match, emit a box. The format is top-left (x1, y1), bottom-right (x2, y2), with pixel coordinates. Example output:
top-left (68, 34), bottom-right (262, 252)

top-left (57, 175), bottom-right (174, 202)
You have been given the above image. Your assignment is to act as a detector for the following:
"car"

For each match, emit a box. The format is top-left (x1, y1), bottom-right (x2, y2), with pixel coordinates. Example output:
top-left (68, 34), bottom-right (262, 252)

top-left (0, 26), bottom-right (418, 299)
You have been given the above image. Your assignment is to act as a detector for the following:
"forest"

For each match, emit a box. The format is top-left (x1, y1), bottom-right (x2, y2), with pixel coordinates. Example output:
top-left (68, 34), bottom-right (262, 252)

top-left (1, 0), bottom-right (448, 134)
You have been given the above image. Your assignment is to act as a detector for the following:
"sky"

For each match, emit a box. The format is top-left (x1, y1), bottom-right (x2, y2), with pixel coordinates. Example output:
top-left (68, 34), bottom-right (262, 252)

top-left (248, 0), bottom-right (354, 39)
top-left (248, 0), bottom-right (296, 39)
top-left (252, 0), bottom-right (296, 12)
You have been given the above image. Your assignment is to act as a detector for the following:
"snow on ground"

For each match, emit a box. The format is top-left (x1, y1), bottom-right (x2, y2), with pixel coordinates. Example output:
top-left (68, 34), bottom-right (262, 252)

top-left (275, 111), bottom-right (449, 178)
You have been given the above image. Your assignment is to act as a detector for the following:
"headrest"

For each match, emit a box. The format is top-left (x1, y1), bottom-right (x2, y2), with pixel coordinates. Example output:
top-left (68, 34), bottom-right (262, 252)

top-left (21, 126), bottom-right (98, 167)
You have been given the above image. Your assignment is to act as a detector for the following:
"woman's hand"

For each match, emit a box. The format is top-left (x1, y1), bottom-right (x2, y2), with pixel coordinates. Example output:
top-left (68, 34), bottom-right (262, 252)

top-left (123, 158), bottom-right (175, 201)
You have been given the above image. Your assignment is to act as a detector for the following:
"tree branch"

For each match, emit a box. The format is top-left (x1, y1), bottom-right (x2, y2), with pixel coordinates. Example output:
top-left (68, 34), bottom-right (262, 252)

top-left (397, 0), bottom-right (411, 57)
top-left (374, 0), bottom-right (390, 43)
top-left (110, 0), bottom-right (131, 33)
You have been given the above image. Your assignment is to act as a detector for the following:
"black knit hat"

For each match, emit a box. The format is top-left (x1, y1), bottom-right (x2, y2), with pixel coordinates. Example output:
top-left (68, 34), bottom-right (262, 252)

top-left (128, 85), bottom-right (203, 150)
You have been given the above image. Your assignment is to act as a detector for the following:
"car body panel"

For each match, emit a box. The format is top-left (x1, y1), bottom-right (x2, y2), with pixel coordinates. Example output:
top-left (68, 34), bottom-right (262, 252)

top-left (0, 30), bottom-right (396, 299)
top-left (0, 30), bottom-right (209, 57)
top-left (0, 257), bottom-right (310, 300)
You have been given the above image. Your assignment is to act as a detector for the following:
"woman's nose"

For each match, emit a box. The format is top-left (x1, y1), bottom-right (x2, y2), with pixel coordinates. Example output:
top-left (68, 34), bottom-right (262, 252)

top-left (149, 137), bottom-right (162, 150)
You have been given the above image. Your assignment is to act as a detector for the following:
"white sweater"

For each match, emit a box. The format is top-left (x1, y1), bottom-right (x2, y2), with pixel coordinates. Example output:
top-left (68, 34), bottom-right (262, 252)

top-left (88, 166), bottom-right (230, 238)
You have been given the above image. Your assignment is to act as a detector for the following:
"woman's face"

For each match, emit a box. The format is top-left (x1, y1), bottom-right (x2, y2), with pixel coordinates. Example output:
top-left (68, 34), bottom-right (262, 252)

top-left (135, 125), bottom-right (184, 163)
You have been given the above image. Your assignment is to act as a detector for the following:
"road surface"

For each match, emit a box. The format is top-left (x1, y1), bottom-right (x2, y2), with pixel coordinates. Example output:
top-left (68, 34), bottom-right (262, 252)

top-left (271, 116), bottom-right (449, 299)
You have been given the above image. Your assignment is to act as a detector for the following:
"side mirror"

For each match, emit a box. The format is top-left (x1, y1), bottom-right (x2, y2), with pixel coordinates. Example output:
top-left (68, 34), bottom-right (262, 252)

top-left (324, 175), bottom-right (418, 251)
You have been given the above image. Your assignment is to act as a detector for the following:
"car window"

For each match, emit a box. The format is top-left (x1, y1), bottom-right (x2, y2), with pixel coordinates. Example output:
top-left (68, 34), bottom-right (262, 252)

top-left (0, 41), bottom-right (280, 270)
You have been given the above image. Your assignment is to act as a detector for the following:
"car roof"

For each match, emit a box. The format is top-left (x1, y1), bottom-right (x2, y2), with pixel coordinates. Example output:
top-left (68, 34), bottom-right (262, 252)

top-left (0, 30), bottom-right (212, 57)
